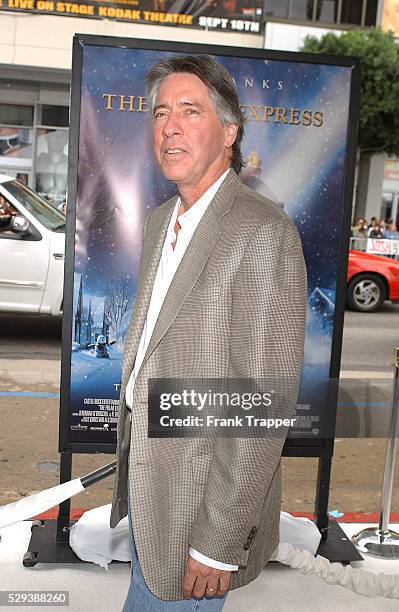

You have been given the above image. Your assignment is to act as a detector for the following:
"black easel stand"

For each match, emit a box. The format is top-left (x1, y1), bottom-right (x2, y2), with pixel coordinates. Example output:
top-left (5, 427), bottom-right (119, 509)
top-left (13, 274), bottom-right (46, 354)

top-left (24, 452), bottom-right (362, 567)
top-left (23, 453), bottom-right (80, 567)
top-left (314, 456), bottom-right (362, 563)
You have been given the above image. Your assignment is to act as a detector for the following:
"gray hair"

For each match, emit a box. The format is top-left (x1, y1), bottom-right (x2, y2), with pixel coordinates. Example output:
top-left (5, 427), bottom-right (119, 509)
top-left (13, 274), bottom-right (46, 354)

top-left (145, 54), bottom-right (245, 174)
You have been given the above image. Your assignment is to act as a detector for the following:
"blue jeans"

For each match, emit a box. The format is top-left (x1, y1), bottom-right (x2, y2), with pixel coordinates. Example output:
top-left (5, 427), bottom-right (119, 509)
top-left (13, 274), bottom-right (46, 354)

top-left (122, 498), bottom-right (227, 611)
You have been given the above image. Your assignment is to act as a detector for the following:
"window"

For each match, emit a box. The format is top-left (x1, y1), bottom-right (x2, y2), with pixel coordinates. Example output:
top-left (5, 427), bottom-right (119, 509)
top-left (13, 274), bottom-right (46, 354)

top-left (4, 180), bottom-right (65, 231)
top-left (0, 101), bottom-right (70, 206)
top-left (265, 0), bottom-right (289, 18)
top-left (0, 104), bottom-right (33, 127)
top-left (37, 105), bottom-right (69, 128)
top-left (381, 193), bottom-right (394, 224)
top-left (0, 104), bottom-right (34, 172)
top-left (315, 0), bottom-right (339, 23)
top-left (0, 127), bottom-right (33, 162)
top-left (292, 0), bottom-right (314, 20)
top-left (264, 0), bottom-right (376, 26)
top-left (365, 0), bottom-right (378, 26)
top-left (35, 128), bottom-right (68, 207)
top-left (340, 0), bottom-right (363, 25)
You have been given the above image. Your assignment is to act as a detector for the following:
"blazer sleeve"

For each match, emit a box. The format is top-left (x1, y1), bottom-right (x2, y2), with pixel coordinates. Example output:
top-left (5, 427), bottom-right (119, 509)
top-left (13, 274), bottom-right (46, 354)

top-left (188, 218), bottom-right (307, 566)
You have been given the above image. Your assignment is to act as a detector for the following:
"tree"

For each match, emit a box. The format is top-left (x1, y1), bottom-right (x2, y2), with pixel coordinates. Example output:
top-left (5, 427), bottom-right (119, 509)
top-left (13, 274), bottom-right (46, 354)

top-left (301, 28), bottom-right (399, 219)
top-left (104, 277), bottom-right (134, 339)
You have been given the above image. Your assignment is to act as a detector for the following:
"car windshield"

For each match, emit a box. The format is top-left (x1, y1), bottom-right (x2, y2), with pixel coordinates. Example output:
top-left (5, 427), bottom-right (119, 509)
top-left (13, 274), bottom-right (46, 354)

top-left (2, 180), bottom-right (66, 232)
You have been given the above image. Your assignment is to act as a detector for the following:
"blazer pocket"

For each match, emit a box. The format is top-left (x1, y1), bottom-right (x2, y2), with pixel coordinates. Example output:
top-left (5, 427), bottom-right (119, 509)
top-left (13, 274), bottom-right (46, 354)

top-left (191, 454), bottom-right (212, 486)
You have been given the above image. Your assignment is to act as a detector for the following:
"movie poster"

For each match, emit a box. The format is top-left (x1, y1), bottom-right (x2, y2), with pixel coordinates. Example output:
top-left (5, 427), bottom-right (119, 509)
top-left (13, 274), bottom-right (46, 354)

top-left (66, 41), bottom-right (354, 447)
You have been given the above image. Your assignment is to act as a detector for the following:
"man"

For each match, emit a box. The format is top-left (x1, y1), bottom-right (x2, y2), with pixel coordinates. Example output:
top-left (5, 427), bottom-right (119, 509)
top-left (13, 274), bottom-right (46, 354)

top-left (110, 54), bottom-right (307, 609)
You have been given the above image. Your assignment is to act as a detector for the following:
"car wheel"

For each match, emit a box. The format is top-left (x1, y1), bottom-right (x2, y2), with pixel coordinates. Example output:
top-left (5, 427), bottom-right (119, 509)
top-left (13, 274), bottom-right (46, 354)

top-left (347, 274), bottom-right (386, 312)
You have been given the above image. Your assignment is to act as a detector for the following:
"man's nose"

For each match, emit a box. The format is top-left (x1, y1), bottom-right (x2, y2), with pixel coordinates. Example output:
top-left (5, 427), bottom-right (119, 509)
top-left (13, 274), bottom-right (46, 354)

top-left (162, 113), bottom-right (183, 137)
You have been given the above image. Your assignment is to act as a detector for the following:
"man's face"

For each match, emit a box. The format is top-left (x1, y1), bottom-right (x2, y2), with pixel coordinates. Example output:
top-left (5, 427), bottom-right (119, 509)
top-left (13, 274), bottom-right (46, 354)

top-left (152, 72), bottom-right (237, 189)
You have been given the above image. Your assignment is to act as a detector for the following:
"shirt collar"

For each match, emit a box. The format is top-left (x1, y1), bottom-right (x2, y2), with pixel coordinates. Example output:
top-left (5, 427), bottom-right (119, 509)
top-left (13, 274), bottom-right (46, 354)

top-left (168, 168), bottom-right (230, 233)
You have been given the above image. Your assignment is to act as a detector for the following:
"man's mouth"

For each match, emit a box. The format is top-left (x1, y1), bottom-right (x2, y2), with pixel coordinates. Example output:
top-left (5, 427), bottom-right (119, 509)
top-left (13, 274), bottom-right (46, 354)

top-left (164, 148), bottom-right (186, 155)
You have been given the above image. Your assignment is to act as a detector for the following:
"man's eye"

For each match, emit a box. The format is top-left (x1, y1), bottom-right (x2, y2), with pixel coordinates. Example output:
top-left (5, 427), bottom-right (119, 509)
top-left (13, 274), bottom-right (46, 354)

top-left (187, 108), bottom-right (199, 115)
top-left (155, 112), bottom-right (166, 119)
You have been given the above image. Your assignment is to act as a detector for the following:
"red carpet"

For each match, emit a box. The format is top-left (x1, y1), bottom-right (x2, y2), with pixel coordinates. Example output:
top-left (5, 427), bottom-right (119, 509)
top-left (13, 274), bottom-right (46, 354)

top-left (290, 511), bottom-right (399, 522)
top-left (31, 509), bottom-right (399, 523)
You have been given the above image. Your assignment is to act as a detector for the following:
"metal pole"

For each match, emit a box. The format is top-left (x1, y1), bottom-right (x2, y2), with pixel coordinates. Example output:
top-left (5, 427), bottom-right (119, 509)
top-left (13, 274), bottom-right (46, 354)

top-left (376, 0), bottom-right (384, 27)
top-left (379, 348), bottom-right (399, 533)
top-left (315, 456), bottom-right (332, 540)
top-left (56, 452), bottom-right (72, 543)
top-left (352, 348), bottom-right (399, 558)
top-left (81, 460), bottom-right (117, 488)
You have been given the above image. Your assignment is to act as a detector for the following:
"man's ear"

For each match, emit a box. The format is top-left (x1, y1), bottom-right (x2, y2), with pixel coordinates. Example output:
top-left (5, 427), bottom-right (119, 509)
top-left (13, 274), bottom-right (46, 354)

top-left (225, 124), bottom-right (238, 148)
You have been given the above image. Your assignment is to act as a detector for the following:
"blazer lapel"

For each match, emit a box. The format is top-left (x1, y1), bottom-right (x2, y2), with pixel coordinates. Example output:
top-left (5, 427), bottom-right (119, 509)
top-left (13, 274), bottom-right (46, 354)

top-left (120, 197), bottom-right (177, 385)
top-left (138, 169), bottom-right (241, 373)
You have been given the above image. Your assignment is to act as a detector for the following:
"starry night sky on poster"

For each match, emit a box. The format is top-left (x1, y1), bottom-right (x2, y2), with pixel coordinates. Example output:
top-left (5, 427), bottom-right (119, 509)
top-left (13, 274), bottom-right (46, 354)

top-left (69, 44), bottom-right (353, 446)
top-left (75, 47), bottom-right (351, 295)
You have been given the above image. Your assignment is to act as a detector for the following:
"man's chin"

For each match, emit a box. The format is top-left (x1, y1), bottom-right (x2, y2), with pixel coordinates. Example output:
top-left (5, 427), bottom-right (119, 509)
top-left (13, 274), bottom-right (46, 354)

top-left (161, 166), bottom-right (190, 184)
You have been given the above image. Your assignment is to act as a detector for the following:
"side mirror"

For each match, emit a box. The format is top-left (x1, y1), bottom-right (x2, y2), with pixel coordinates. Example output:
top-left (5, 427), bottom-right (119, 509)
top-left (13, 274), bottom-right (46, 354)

top-left (10, 215), bottom-right (29, 234)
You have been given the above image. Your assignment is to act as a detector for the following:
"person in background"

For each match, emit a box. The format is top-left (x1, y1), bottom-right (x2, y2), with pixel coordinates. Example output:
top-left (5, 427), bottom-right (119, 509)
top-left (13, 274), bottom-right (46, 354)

top-left (352, 218), bottom-right (368, 238)
top-left (351, 218), bottom-right (368, 252)
top-left (385, 222), bottom-right (399, 240)
top-left (367, 217), bottom-right (378, 237)
top-left (369, 223), bottom-right (384, 239)
top-left (385, 221), bottom-right (399, 259)
top-left (0, 195), bottom-right (17, 229)
top-left (16, 173), bottom-right (28, 185)
top-left (58, 201), bottom-right (67, 215)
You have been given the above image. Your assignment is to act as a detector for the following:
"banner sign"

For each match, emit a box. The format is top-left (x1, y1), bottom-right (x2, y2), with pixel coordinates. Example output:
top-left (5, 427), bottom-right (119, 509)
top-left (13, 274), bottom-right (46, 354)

top-left (367, 238), bottom-right (399, 256)
top-left (0, 0), bottom-right (262, 32)
top-left (61, 36), bottom-right (359, 453)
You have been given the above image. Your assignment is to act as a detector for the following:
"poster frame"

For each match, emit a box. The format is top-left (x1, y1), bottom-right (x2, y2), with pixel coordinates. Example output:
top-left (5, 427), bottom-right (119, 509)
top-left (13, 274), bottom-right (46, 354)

top-left (59, 33), bottom-right (360, 458)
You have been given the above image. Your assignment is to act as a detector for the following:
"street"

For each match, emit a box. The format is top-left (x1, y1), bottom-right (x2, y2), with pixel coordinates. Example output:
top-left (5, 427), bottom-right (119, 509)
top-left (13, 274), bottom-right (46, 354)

top-left (1, 304), bottom-right (399, 514)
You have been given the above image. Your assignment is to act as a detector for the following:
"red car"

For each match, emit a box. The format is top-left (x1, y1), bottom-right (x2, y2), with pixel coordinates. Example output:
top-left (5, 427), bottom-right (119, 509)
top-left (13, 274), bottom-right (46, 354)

top-left (347, 250), bottom-right (399, 312)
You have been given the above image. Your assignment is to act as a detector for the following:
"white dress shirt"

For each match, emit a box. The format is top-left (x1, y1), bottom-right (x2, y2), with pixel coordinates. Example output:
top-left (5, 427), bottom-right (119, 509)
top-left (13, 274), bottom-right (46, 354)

top-left (126, 167), bottom-right (238, 572)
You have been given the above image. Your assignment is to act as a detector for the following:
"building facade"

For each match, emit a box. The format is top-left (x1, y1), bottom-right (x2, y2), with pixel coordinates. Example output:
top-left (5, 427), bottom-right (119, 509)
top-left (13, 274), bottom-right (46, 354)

top-left (0, 12), bottom-right (262, 207)
top-left (0, 0), bottom-right (395, 221)
top-left (262, 1), bottom-right (399, 227)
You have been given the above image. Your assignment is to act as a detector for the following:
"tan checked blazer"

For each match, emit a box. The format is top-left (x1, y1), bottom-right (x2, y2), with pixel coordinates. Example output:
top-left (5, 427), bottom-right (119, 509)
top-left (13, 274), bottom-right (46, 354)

top-left (110, 169), bottom-right (307, 600)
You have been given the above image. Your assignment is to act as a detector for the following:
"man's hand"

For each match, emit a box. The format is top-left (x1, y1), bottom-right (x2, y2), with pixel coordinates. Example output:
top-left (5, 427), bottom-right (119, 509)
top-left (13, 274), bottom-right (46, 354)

top-left (182, 556), bottom-right (231, 599)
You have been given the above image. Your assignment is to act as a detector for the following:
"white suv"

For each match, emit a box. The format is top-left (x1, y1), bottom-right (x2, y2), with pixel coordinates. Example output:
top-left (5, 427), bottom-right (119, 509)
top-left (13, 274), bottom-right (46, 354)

top-left (0, 174), bottom-right (65, 316)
